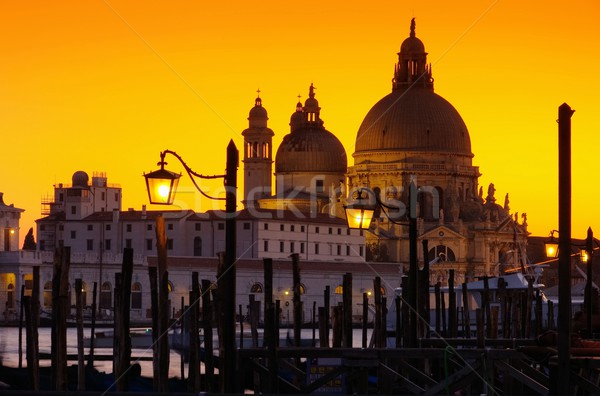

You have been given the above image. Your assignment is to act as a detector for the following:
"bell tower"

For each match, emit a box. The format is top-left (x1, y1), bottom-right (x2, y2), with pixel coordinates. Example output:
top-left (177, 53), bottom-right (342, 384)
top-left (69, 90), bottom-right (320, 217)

top-left (242, 92), bottom-right (274, 208)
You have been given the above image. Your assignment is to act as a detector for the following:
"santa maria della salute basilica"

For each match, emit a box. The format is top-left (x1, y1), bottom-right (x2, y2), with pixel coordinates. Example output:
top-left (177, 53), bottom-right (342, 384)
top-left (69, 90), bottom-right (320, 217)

top-left (0, 20), bottom-right (529, 323)
top-left (241, 18), bottom-right (528, 284)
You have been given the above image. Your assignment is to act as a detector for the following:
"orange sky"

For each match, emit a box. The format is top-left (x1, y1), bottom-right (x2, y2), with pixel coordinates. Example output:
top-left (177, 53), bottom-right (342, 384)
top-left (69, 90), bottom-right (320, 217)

top-left (1, 0), bottom-right (599, 246)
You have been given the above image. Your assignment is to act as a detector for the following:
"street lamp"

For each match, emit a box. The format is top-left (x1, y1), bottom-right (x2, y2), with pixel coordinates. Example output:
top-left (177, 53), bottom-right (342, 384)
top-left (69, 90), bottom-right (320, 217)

top-left (144, 140), bottom-right (239, 394)
top-left (544, 230), bottom-right (559, 258)
top-left (344, 189), bottom-right (377, 230)
top-left (343, 183), bottom-right (420, 347)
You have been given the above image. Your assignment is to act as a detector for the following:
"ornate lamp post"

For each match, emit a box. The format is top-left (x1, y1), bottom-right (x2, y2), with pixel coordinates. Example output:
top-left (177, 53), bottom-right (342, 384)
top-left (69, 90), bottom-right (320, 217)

top-left (344, 182), bottom-right (419, 347)
top-left (144, 140), bottom-right (239, 393)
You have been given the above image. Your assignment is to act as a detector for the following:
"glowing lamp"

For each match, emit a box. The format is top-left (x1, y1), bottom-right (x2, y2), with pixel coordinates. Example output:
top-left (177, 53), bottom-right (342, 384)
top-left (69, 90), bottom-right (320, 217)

top-left (144, 167), bottom-right (181, 205)
top-left (581, 249), bottom-right (590, 263)
top-left (344, 189), bottom-right (376, 230)
top-left (544, 231), bottom-right (559, 258)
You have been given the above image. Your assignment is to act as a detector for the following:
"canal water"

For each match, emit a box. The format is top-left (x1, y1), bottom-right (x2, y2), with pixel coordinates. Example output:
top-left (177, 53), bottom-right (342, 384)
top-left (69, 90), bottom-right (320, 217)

top-left (0, 327), bottom-right (374, 379)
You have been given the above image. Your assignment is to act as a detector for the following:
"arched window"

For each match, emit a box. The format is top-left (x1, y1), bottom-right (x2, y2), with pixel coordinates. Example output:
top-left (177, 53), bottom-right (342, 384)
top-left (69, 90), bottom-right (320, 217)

top-left (43, 281), bottom-right (52, 307)
top-left (167, 281), bottom-right (174, 293)
top-left (428, 245), bottom-right (456, 262)
top-left (297, 283), bottom-right (306, 295)
top-left (193, 236), bottom-right (202, 256)
top-left (253, 142), bottom-right (259, 157)
top-left (100, 281), bottom-right (112, 309)
top-left (131, 282), bottom-right (142, 309)
top-left (334, 285), bottom-right (343, 294)
top-left (250, 283), bottom-right (263, 293)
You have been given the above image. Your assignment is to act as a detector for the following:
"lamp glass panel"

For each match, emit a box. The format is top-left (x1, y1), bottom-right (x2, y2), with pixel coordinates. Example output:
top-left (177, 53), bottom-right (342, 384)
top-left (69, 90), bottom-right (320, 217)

top-left (145, 169), bottom-right (180, 205)
top-left (545, 242), bottom-right (559, 258)
top-left (345, 207), bottom-right (374, 230)
top-left (581, 249), bottom-right (590, 263)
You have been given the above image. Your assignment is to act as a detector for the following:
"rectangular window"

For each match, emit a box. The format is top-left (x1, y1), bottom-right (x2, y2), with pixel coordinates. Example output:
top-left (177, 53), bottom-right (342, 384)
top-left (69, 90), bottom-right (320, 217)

top-left (243, 222), bottom-right (250, 230)
top-left (125, 239), bottom-right (132, 249)
top-left (115, 192), bottom-right (119, 202)
top-left (101, 191), bottom-right (105, 201)
top-left (359, 246), bottom-right (364, 257)
top-left (126, 224), bottom-right (132, 232)
top-left (337, 245), bottom-right (341, 255)
top-left (167, 223), bottom-right (173, 230)
top-left (301, 225), bottom-right (305, 232)
top-left (337, 228), bottom-right (341, 235)
top-left (146, 239), bottom-right (153, 250)
top-left (87, 224), bottom-right (93, 231)
top-left (291, 225), bottom-right (295, 232)
top-left (87, 239), bottom-right (93, 251)
top-left (218, 223), bottom-right (225, 230)
top-left (264, 240), bottom-right (268, 252)
top-left (280, 224), bottom-right (284, 231)
top-left (58, 225), bottom-right (64, 231)
top-left (315, 227), bottom-right (319, 234)
top-left (300, 243), bottom-right (305, 254)
top-left (280, 241), bottom-right (284, 253)
top-left (71, 206), bottom-right (76, 215)
top-left (105, 239), bottom-right (111, 251)
top-left (106, 224), bottom-right (111, 231)
top-left (131, 292), bottom-right (142, 310)
top-left (40, 225), bottom-right (46, 231)
top-left (290, 242), bottom-right (295, 253)
top-left (347, 229), bottom-right (351, 235)
top-left (167, 239), bottom-right (174, 250)
top-left (59, 193), bottom-right (64, 202)
top-left (195, 223), bottom-right (201, 231)
top-left (316, 179), bottom-right (324, 193)
top-left (346, 245), bottom-right (350, 256)
top-left (315, 244), bottom-right (320, 254)
top-left (70, 231), bottom-right (76, 239)
top-left (264, 223), bottom-right (268, 230)
top-left (329, 227), bottom-right (333, 234)
top-left (147, 224), bottom-right (152, 231)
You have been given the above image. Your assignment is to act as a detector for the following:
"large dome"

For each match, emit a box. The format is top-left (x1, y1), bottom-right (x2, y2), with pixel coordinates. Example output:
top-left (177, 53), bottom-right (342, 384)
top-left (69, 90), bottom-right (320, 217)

top-left (276, 126), bottom-right (347, 173)
top-left (354, 88), bottom-right (471, 156)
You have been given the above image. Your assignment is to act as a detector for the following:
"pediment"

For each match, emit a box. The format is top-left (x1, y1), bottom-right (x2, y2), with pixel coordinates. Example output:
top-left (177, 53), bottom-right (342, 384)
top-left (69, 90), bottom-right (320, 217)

top-left (419, 225), bottom-right (465, 241)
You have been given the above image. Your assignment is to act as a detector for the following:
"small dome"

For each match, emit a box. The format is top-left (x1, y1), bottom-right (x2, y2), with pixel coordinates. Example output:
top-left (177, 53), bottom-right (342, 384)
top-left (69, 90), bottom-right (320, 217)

top-left (72, 171), bottom-right (89, 187)
top-left (400, 36), bottom-right (425, 54)
top-left (248, 96), bottom-right (268, 128)
top-left (276, 126), bottom-right (347, 173)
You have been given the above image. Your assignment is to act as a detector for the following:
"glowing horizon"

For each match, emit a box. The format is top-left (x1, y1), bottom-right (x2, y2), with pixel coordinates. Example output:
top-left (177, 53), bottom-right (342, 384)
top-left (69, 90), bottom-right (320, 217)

top-left (1, 1), bottom-right (598, 246)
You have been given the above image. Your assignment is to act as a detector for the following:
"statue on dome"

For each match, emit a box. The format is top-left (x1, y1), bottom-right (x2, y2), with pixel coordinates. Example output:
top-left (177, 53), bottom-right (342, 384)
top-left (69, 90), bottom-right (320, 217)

top-left (504, 193), bottom-right (510, 212)
top-left (486, 183), bottom-right (496, 204)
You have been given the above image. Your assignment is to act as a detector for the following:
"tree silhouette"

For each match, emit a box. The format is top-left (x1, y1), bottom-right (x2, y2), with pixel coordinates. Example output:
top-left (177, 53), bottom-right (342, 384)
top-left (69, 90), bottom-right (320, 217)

top-left (22, 227), bottom-right (36, 250)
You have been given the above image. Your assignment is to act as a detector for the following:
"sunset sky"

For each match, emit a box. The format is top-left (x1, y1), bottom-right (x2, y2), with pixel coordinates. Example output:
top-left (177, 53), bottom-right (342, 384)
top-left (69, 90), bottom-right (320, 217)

top-left (1, 1), bottom-right (598, 246)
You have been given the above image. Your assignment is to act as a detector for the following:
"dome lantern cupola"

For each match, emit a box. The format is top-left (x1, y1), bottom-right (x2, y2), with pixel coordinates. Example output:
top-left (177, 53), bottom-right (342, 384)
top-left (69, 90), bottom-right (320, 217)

top-left (392, 18), bottom-right (433, 92)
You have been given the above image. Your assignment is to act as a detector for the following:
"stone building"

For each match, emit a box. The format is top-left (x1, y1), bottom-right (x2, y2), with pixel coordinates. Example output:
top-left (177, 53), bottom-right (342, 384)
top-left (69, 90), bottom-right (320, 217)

top-left (346, 19), bottom-right (529, 284)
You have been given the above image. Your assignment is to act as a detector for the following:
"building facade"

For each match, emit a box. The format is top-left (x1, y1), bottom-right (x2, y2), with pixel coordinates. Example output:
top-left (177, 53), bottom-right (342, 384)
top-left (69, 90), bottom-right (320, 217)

top-left (347, 19), bottom-right (529, 284)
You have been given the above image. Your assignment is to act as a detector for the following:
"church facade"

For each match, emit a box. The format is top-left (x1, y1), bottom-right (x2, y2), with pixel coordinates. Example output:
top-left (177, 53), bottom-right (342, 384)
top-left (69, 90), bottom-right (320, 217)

top-left (346, 19), bottom-right (529, 284)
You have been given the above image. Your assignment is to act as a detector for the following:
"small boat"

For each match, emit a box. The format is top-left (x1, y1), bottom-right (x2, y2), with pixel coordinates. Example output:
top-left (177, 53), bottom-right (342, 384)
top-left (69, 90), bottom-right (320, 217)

top-left (83, 328), bottom-right (154, 349)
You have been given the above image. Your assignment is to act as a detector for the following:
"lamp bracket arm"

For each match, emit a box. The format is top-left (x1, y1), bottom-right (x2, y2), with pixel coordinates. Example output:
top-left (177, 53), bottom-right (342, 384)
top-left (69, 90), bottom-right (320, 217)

top-left (160, 150), bottom-right (226, 180)
top-left (160, 149), bottom-right (226, 201)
